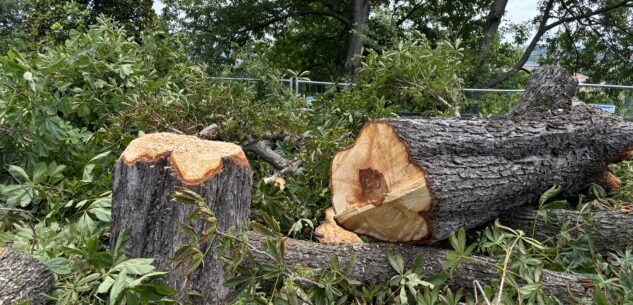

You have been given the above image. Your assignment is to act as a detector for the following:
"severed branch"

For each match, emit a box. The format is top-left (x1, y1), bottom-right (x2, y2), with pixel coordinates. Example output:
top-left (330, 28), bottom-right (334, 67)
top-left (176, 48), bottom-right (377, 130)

top-left (244, 134), bottom-right (289, 170)
top-left (246, 231), bottom-right (592, 304)
top-left (396, 78), bottom-right (453, 109)
top-left (499, 207), bottom-right (633, 252)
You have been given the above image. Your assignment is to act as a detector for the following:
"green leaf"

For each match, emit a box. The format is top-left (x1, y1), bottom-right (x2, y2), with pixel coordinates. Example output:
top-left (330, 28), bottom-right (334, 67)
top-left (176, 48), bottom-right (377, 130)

top-left (126, 291), bottom-right (139, 305)
top-left (46, 257), bottom-right (72, 275)
top-left (411, 254), bottom-right (425, 275)
top-left (97, 276), bottom-right (115, 294)
top-left (32, 162), bottom-right (48, 183)
top-left (8, 165), bottom-right (30, 182)
top-left (399, 287), bottom-right (408, 304)
top-left (77, 273), bottom-right (101, 286)
top-left (2, 184), bottom-right (32, 207)
top-left (90, 150), bottom-right (111, 162)
top-left (224, 275), bottom-right (252, 288)
top-left (346, 254), bottom-right (357, 275)
top-left (539, 185), bottom-right (561, 207)
top-left (82, 164), bottom-right (95, 182)
top-left (129, 272), bottom-right (168, 287)
top-left (593, 288), bottom-right (609, 305)
top-left (518, 282), bottom-right (541, 297)
top-left (449, 228), bottom-right (466, 254)
top-left (110, 269), bottom-right (128, 304)
top-left (387, 250), bottom-right (405, 274)
top-left (112, 258), bottom-right (155, 275)
top-left (23, 71), bottom-right (33, 81)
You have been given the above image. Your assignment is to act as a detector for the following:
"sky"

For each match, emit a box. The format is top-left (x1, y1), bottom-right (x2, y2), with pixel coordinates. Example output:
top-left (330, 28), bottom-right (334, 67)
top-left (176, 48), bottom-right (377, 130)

top-left (505, 0), bottom-right (540, 24)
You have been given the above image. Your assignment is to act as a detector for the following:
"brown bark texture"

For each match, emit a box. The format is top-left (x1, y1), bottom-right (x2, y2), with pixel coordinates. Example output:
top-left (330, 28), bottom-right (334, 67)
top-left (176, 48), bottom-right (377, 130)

top-left (500, 208), bottom-right (633, 252)
top-left (331, 66), bottom-right (633, 243)
top-left (110, 139), bottom-right (252, 304)
top-left (246, 232), bottom-right (592, 304)
top-left (0, 247), bottom-right (55, 305)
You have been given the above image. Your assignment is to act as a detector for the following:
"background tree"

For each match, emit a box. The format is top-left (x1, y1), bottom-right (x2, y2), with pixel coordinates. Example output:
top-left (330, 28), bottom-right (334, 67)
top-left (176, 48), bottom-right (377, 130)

top-left (541, 0), bottom-right (633, 84)
top-left (162, 0), bottom-right (494, 78)
top-left (486, 0), bottom-right (633, 87)
top-left (29, 0), bottom-right (157, 43)
top-left (0, 0), bottom-right (30, 53)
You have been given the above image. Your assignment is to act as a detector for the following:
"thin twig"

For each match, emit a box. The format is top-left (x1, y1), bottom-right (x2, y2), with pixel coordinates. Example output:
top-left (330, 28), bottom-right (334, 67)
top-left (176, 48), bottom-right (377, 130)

top-left (473, 280), bottom-right (493, 305)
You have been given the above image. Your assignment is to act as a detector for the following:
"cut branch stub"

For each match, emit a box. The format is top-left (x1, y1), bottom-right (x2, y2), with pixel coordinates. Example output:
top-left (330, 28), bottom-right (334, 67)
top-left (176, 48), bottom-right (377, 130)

top-left (331, 122), bottom-right (433, 243)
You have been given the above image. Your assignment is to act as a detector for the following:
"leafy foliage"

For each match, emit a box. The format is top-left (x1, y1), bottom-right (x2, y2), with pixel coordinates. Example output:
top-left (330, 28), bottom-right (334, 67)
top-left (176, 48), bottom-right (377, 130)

top-left (1, 9), bottom-right (633, 305)
top-left (29, 0), bottom-right (157, 43)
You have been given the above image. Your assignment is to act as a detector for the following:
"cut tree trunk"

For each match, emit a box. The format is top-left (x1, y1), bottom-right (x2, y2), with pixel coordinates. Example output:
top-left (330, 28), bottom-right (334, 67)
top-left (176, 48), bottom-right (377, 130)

top-left (500, 208), bottom-right (633, 251)
top-left (0, 247), bottom-right (55, 305)
top-left (110, 133), bottom-right (252, 304)
top-left (246, 232), bottom-right (592, 304)
top-left (331, 66), bottom-right (633, 244)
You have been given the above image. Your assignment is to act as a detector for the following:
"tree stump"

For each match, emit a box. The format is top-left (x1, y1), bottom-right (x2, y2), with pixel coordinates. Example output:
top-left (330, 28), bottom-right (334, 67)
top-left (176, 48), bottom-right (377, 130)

top-left (330, 66), bottom-right (633, 244)
top-left (0, 247), bottom-right (55, 305)
top-left (110, 133), bottom-right (252, 304)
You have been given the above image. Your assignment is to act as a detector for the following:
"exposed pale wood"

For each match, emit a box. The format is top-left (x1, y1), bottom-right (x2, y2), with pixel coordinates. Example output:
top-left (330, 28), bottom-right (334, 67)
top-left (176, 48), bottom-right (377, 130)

top-left (0, 247), bottom-right (55, 305)
top-left (331, 122), bottom-right (432, 243)
top-left (121, 132), bottom-right (247, 184)
top-left (112, 134), bottom-right (252, 304)
top-left (246, 232), bottom-right (591, 304)
top-left (313, 208), bottom-right (363, 244)
top-left (331, 66), bottom-right (633, 244)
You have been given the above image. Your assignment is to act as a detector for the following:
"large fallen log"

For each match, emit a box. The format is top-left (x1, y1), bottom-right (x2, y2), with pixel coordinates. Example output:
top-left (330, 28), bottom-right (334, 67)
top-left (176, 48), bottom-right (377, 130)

top-left (0, 247), bottom-right (55, 305)
top-left (110, 133), bottom-right (252, 304)
top-left (330, 66), bottom-right (633, 244)
top-left (500, 208), bottom-right (633, 251)
top-left (109, 131), bottom-right (594, 304)
top-left (246, 231), bottom-right (591, 304)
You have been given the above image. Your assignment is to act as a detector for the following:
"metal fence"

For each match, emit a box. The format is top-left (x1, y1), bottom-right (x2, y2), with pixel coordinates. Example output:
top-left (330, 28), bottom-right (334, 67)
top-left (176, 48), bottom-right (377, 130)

top-left (210, 76), bottom-right (633, 117)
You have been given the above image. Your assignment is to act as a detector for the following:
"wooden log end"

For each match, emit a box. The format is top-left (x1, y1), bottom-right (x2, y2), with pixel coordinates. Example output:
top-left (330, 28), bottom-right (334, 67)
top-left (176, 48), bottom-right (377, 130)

top-left (331, 122), bottom-right (433, 243)
top-left (121, 133), bottom-right (249, 184)
top-left (314, 208), bottom-right (363, 244)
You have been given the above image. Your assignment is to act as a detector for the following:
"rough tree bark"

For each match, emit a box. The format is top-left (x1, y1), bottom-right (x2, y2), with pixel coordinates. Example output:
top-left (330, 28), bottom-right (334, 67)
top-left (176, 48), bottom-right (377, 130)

top-left (500, 208), bottom-right (633, 251)
top-left (330, 66), bottom-right (633, 244)
top-left (110, 133), bottom-right (252, 304)
top-left (0, 247), bottom-right (55, 305)
top-left (477, 0), bottom-right (509, 83)
top-left (344, 0), bottom-right (370, 75)
top-left (246, 232), bottom-right (592, 304)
